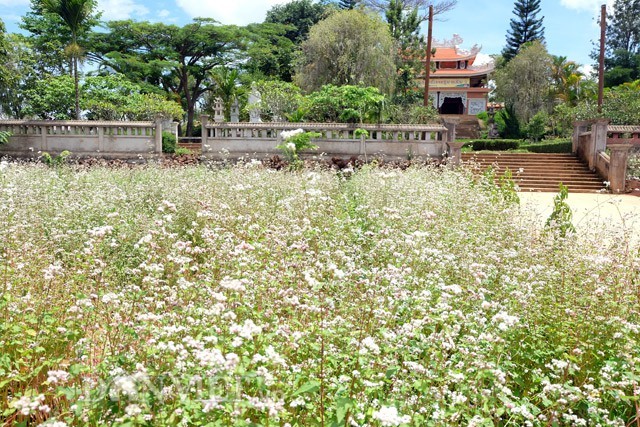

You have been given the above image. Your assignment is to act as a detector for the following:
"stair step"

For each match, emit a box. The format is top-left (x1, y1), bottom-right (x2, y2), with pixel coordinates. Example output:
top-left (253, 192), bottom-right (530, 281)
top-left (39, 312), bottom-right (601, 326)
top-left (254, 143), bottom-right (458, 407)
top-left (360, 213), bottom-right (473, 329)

top-left (463, 152), bottom-right (607, 193)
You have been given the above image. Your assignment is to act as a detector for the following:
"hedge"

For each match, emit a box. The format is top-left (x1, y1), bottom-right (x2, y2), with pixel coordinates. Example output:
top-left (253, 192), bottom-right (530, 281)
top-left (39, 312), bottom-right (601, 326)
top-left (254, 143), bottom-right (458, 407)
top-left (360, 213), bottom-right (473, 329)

top-left (466, 139), bottom-right (572, 153)
top-left (522, 140), bottom-right (572, 153)
top-left (471, 139), bottom-right (520, 151)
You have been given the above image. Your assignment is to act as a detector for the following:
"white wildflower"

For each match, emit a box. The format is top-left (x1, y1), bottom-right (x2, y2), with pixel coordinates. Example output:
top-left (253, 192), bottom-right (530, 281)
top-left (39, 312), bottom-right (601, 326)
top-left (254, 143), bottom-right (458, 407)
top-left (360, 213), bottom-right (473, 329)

top-left (125, 404), bottom-right (142, 417)
top-left (47, 370), bottom-right (70, 384)
top-left (372, 405), bottom-right (411, 426)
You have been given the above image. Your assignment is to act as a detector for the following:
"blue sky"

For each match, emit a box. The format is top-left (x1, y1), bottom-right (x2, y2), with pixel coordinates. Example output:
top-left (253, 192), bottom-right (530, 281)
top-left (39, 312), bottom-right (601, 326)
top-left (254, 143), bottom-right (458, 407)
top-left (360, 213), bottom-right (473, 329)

top-left (1, 0), bottom-right (609, 69)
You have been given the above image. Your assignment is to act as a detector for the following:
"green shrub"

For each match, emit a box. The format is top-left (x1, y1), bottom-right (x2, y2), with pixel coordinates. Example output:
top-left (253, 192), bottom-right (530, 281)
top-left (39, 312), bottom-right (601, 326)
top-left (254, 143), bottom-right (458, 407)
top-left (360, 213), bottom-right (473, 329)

top-left (524, 111), bottom-right (548, 142)
top-left (471, 139), bottom-right (521, 151)
top-left (162, 131), bottom-right (177, 154)
top-left (523, 140), bottom-right (572, 153)
top-left (497, 105), bottom-right (522, 139)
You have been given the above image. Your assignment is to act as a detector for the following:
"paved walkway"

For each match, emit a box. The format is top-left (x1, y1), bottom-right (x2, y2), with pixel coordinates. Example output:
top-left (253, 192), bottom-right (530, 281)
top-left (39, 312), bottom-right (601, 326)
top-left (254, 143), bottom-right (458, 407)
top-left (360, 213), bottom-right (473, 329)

top-left (518, 192), bottom-right (640, 247)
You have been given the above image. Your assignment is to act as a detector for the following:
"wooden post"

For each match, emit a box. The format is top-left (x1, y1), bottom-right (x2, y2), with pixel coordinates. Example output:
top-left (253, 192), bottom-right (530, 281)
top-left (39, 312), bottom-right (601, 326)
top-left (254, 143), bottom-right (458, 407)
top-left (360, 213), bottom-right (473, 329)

top-left (423, 5), bottom-right (434, 107)
top-left (598, 4), bottom-right (606, 113)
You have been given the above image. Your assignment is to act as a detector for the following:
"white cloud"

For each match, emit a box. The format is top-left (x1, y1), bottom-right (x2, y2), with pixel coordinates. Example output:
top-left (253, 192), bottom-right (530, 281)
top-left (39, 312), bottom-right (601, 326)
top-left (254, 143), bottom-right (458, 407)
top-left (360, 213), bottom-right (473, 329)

top-left (97, 0), bottom-right (149, 21)
top-left (174, 0), bottom-right (290, 25)
top-left (559, 0), bottom-right (614, 13)
top-left (474, 53), bottom-right (493, 67)
top-left (579, 64), bottom-right (596, 79)
top-left (158, 9), bottom-right (171, 18)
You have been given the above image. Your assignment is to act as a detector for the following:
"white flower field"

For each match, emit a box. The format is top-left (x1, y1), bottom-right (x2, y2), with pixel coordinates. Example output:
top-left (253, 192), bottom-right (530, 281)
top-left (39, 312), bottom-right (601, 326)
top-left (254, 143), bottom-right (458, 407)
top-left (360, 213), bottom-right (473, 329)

top-left (1, 162), bottom-right (639, 426)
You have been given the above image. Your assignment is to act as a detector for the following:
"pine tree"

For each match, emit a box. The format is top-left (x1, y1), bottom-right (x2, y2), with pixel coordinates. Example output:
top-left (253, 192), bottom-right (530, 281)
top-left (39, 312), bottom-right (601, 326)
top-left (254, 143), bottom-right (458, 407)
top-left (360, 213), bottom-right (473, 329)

top-left (502, 0), bottom-right (545, 61)
top-left (338, 0), bottom-right (359, 10)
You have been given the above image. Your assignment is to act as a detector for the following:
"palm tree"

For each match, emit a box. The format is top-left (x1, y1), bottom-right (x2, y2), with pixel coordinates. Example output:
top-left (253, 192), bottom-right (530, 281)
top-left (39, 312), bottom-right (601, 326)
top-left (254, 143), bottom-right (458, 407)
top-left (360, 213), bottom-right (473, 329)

top-left (42, 0), bottom-right (95, 120)
top-left (551, 55), bottom-right (583, 106)
top-left (210, 67), bottom-right (240, 122)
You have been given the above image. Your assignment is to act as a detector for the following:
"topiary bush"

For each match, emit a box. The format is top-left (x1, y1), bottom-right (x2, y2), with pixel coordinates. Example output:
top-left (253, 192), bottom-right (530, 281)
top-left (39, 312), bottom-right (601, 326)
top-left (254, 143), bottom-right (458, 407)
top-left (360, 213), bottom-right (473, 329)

top-left (162, 131), bottom-right (177, 154)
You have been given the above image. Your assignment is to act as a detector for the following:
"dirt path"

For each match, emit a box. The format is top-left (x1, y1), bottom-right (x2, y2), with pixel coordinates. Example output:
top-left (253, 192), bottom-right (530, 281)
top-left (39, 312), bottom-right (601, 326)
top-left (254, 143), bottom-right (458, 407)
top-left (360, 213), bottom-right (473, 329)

top-left (518, 192), bottom-right (640, 247)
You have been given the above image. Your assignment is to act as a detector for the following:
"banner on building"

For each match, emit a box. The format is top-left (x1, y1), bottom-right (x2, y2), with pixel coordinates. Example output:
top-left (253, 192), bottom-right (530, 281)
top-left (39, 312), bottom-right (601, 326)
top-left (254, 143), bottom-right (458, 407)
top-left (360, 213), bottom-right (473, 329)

top-left (431, 78), bottom-right (470, 88)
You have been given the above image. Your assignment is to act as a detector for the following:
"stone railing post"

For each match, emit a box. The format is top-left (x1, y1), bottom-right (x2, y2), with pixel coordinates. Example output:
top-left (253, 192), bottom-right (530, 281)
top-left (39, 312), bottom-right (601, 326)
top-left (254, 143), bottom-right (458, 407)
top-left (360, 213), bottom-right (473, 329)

top-left (589, 119), bottom-right (609, 169)
top-left (446, 141), bottom-right (465, 166)
top-left (200, 115), bottom-right (209, 153)
top-left (608, 143), bottom-right (632, 193)
top-left (154, 119), bottom-right (163, 154)
top-left (572, 120), bottom-right (590, 154)
top-left (442, 117), bottom-right (459, 143)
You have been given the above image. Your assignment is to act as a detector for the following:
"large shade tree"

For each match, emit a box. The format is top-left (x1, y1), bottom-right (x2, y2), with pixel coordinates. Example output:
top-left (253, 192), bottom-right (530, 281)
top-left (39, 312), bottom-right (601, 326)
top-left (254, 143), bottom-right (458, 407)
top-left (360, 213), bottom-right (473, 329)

top-left (265, 0), bottom-right (331, 44)
top-left (607, 0), bottom-right (640, 54)
top-left (296, 9), bottom-right (397, 94)
top-left (502, 0), bottom-right (545, 61)
top-left (0, 34), bottom-right (40, 119)
top-left (89, 19), bottom-right (243, 136)
top-left (243, 23), bottom-right (296, 82)
top-left (42, 0), bottom-right (97, 119)
top-left (494, 40), bottom-right (553, 124)
top-left (601, 0), bottom-right (640, 86)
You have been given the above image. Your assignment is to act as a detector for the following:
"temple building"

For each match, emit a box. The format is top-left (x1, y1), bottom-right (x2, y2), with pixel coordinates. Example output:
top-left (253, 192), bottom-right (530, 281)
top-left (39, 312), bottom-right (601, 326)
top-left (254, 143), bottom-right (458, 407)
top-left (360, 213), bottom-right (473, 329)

top-left (421, 36), bottom-right (494, 117)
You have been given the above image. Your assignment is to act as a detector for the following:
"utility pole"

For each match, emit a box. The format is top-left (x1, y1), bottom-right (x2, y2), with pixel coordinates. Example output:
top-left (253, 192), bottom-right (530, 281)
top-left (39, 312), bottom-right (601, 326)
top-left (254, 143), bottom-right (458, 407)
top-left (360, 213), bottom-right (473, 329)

top-left (598, 4), bottom-right (606, 113)
top-left (423, 5), bottom-right (434, 107)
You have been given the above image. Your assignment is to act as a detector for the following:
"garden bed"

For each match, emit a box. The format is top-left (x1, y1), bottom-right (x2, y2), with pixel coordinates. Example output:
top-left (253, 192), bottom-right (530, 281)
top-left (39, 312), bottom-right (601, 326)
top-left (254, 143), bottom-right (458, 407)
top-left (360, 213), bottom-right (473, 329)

top-left (1, 163), bottom-right (638, 426)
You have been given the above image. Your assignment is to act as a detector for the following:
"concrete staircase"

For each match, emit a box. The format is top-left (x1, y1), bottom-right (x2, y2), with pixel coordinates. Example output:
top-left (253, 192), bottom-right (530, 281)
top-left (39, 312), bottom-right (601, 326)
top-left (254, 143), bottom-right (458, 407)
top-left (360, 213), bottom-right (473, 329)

top-left (461, 152), bottom-right (607, 193)
top-left (177, 142), bottom-right (201, 154)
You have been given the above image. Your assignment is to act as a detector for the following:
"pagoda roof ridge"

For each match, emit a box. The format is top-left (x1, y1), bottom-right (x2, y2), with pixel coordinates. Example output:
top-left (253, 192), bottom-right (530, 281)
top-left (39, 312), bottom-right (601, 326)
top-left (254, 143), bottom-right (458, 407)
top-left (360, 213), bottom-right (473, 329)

top-left (432, 34), bottom-right (482, 59)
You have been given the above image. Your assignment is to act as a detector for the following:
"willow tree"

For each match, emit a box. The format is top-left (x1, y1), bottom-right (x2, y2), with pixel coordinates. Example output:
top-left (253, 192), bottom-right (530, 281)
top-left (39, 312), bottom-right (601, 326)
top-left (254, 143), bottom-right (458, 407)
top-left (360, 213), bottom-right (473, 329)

top-left (42, 0), bottom-right (96, 119)
top-left (296, 9), bottom-right (397, 94)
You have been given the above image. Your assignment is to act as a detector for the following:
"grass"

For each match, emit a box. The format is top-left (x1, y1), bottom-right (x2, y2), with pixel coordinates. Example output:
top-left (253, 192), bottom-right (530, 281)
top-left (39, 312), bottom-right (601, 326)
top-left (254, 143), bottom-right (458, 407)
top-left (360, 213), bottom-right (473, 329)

top-left (0, 161), bottom-right (638, 426)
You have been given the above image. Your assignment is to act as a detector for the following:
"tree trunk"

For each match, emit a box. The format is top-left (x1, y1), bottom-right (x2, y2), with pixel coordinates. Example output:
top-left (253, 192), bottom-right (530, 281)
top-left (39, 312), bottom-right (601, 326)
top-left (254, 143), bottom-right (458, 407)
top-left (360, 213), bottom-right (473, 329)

top-left (186, 103), bottom-right (195, 137)
top-left (74, 56), bottom-right (80, 120)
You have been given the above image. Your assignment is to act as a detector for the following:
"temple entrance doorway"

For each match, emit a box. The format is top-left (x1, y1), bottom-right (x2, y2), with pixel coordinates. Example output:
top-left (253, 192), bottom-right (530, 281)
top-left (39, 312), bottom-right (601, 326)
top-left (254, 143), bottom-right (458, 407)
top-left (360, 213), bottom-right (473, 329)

top-left (439, 97), bottom-right (464, 115)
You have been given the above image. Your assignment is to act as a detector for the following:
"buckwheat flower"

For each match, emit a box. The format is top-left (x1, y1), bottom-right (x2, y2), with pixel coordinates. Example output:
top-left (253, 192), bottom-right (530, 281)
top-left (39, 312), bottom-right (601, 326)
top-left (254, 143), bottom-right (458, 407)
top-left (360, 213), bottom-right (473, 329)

top-left (492, 311), bottom-right (519, 331)
top-left (43, 263), bottom-right (64, 280)
top-left (111, 376), bottom-right (137, 398)
top-left (230, 319), bottom-right (262, 339)
top-left (220, 277), bottom-right (246, 292)
top-left (47, 369), bottom-right (70, 384)
top-left (88, 225), bottom-right (114, 237)
top-left (360, 337), bottom-right (380, 355)
top-left (101, 292), bottom-right (119, 304)
top-left (289, 397), bottom-right (305, 408)
top-left (38, 420), bottom-right (68, 427)
top-left (286, 142), bottom-right (296, 151)
top-left (125, 404), bottom-right (142, 417)
top-left (202, 396), bottom-right (222, 413)
top-left (265, 345), bottom-right (287, 366)
top-left (372, 405), bottom-right (411, 426)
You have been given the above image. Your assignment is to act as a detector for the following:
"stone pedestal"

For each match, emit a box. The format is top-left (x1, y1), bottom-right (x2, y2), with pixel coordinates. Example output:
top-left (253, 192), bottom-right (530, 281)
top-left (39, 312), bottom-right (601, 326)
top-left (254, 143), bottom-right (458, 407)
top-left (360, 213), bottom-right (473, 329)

top-left (608, 143), bottom-right (632, 193)
top-left (446, 141), bottom-right (465, 166)
top-left (442, 117), bottom-right (459, 143)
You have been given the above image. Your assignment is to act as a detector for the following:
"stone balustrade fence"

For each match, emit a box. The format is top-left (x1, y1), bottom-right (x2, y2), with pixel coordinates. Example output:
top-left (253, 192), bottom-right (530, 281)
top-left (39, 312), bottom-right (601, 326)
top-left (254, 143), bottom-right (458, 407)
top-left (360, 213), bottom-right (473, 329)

top-left (201, 117), bottom-right (453, 161)
top-left (0, 119), bottom-right (163, 157)
top-left (573, 120), bottom-right (636, 193)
